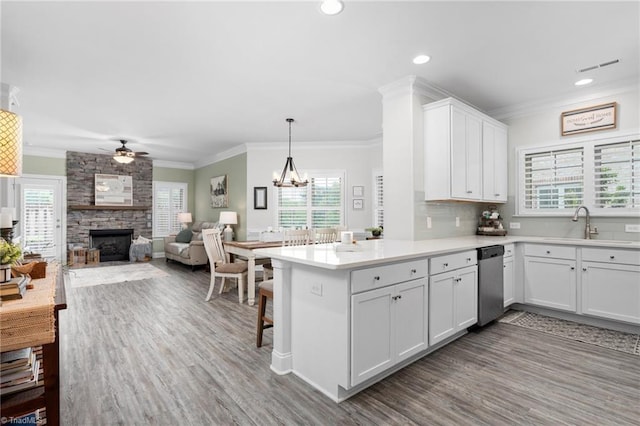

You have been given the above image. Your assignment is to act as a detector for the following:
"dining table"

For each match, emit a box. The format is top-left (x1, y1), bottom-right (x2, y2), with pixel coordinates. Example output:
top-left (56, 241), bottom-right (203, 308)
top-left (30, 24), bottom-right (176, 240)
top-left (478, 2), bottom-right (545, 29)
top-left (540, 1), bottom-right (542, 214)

top-left (222, 240), bottom-right (283, 305)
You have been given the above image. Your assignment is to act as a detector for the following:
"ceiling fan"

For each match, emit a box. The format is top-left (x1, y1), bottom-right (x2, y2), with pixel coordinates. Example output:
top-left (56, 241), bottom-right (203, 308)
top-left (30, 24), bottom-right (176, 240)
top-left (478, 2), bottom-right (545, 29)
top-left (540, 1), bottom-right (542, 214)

top-left (104, 140), bottom-right (149, 164)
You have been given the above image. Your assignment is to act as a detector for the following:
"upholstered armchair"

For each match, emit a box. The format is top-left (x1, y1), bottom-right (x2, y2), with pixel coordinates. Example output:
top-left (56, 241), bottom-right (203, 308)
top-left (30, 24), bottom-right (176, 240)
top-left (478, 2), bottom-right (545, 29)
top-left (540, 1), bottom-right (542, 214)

top-left (164, 221), bottom-right (222, 270)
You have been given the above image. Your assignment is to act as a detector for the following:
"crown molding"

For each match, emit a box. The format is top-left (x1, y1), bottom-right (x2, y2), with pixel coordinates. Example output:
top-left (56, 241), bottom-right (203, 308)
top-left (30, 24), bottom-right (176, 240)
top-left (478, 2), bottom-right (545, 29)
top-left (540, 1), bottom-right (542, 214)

top-left (246, 137), bottom-right (382, 152)
top-left (152, 160), bottom-right (194, 170)
top-left (489, 78), bottom-right (640, 120)
top-left (193, 143), bottom-right (248, 169)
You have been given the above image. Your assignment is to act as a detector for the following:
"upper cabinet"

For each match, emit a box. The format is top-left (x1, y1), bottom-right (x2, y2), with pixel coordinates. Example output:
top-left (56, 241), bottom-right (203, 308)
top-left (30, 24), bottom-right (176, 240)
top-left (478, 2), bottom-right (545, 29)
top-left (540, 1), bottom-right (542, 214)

top-left (424, 98), bottom-right (508, 203)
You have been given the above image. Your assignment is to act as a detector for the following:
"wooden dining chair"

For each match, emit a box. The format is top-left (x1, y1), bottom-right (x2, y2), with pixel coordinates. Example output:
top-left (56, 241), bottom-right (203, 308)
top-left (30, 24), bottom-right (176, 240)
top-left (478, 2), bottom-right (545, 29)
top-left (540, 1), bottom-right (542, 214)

top-left (258, 229), bottom-right (310, 347)
top-left (312, 227), bottom-right (338, 244)
top-left (202, 228), bottom-right (248, 303)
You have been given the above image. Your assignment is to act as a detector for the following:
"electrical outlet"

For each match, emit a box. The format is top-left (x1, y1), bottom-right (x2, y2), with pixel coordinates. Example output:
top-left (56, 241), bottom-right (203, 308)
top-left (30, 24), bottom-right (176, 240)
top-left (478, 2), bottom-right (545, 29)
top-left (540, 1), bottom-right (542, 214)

top-left (311, 282), bottom-right (323, 296)
top-left (455, 217), bottom-right (460, 227)
top-left (427, 217), bottom-right (432, 229)
top-left (510, 222), bottom-right (521, 229)
top-left (625, 224), bottom-right (640, 233)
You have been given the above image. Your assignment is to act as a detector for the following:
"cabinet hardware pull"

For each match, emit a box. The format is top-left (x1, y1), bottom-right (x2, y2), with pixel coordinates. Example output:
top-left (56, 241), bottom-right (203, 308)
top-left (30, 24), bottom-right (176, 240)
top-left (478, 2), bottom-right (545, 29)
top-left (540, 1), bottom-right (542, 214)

top-left (495, 193), bottom-right (500, 197)
top-left (610, 256), bottom-right (615, 259)
top-left (466, 191), bottom-right (472, 194)
top-left (570, 267), bottom-right (575, 270)
top-left (583, 268), bottom-right (587, 271)
top-left (443, 263), bottom-right (448, 268)
top-left (374, 276), bottom-right (380, 281)
top-left (546, 250), bottom-right (551, 254)
top-left (466, 258), bottom-right (471, 262)
top-left (503, 264), bottom-right (506, 268)
top-left (410, 269), bottom-right (417, 274)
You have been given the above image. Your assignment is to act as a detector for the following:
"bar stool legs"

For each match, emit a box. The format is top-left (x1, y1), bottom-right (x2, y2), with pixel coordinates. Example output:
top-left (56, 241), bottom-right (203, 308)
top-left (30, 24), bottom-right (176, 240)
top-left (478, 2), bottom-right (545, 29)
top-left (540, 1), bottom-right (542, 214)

top-left (256, 280), bottom-right (273, 347)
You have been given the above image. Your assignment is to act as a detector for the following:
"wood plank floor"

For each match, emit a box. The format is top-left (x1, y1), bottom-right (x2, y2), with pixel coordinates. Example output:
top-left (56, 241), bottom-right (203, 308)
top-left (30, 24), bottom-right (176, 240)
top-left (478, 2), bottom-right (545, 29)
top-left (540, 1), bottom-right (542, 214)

top-left (60, 260), bottom-right (640, 425)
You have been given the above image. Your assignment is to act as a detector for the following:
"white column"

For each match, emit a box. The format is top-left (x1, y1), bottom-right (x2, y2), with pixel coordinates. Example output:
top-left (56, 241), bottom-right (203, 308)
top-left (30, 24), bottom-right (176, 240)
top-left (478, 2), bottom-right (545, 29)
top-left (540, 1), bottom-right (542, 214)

top-left (270, 258), bottom-right (293, 374)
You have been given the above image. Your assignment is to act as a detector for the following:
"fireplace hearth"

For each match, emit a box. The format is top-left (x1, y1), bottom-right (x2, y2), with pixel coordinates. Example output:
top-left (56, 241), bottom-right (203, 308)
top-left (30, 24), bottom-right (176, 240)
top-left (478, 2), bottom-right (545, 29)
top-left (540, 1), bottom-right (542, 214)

top-left (90, 229), bottom-right (134, 262)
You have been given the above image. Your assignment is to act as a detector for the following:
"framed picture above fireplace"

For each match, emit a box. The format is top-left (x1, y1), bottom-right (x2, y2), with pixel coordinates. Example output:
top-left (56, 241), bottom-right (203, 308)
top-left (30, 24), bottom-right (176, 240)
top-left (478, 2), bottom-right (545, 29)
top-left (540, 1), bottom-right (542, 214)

top-left (95, 174), bottom-right (133, 206)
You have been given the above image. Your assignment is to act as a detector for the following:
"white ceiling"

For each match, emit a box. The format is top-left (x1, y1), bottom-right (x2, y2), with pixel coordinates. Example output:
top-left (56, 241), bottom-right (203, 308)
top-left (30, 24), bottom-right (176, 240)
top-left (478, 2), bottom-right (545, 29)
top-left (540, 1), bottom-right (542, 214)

top-left (2, 1), bottom-right (638, 166)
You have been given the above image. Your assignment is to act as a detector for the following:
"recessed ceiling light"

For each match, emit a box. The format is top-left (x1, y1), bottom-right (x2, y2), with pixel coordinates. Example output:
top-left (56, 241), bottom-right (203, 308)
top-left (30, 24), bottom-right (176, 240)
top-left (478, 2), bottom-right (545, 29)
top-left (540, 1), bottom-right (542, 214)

top-left (320, 0), bottom-right (344, 16)
top-left (413, 54), bottom-right (431, 65)
top-left (575, 78), bottom-right (594, 86)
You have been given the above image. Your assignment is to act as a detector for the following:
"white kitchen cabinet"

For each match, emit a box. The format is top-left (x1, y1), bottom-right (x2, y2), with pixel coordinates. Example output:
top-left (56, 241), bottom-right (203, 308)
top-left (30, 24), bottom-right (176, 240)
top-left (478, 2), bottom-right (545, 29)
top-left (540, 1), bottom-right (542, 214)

top-left (429, 265), bottom-right (478, 346)
top-left (523, 244), bottom-right (577, 312)
top-left (503, 245), bottom-right (515, 307)
top-left (482, 121), bottom-right (508, 203)
top-left (581, 247), bottom-right (640, 324)
top-left (424, 97), bottom-right (508, 202)
top-left (351, 278), bottom-right (428, 386)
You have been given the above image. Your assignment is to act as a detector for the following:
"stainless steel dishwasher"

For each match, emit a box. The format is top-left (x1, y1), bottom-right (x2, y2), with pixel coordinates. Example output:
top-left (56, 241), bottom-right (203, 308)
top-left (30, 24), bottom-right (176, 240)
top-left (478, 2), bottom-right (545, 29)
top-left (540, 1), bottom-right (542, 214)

top-left (477, 245), bottom-right (505, 326)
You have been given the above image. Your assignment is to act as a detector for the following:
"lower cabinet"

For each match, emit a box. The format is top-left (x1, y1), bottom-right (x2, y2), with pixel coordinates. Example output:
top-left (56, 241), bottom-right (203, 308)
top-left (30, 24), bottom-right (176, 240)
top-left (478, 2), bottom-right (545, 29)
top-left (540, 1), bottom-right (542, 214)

top-left (582, 261), bottom-right (640, 324)
top-left (523, 244), bottom-right (577, 312)
top-left (351, 278), bottom-right (428, 386)
top-left (503, 255), bottom-right (514, 307)
top-left (429, 265), bottom-right (478, 346)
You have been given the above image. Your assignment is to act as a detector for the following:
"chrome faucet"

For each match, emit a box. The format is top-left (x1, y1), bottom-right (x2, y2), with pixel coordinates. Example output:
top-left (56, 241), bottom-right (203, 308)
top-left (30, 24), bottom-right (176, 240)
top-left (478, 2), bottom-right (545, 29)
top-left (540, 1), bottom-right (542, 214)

top-left (572, 205), bottom-right (598, 239)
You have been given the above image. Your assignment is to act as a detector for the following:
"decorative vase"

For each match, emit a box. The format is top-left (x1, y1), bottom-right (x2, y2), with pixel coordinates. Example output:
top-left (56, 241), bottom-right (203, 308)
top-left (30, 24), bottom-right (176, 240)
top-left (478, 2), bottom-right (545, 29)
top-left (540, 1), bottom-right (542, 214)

top-left (0, 264), bottom-right (11, 283)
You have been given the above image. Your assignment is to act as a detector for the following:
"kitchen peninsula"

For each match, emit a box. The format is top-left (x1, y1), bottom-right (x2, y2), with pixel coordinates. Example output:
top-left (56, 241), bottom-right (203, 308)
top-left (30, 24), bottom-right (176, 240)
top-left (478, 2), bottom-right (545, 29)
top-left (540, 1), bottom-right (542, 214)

top-left (255, 236), bottom-right (640, 402)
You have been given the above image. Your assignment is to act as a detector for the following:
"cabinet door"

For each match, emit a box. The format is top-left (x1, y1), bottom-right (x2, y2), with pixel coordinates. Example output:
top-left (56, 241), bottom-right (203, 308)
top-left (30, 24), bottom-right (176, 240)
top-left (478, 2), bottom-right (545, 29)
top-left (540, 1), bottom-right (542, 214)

top-left (395, 279), bottom-right (429, 362)
top-left (503, 257), bottom-right (514, 307)
top-left (351, 286), bottom-right (394, 386)
top-left (482, 122), bottom-right (508, 203)
top-left (451, 107), bottom-right (482, 200)
top-left (582, 262), bottom-right (640, 324)
top-left (429, 272), bottom-right (456, 346)
top-left (524, 257), bottom-right (577, 312)
top-left (455, 266), bottom-right (478, 329)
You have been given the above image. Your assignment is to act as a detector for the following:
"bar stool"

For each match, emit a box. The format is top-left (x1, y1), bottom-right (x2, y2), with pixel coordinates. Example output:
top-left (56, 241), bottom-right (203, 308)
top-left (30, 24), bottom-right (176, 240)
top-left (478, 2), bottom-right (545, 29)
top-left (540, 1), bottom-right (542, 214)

top-left (256, 279), bottom-right (273, 347)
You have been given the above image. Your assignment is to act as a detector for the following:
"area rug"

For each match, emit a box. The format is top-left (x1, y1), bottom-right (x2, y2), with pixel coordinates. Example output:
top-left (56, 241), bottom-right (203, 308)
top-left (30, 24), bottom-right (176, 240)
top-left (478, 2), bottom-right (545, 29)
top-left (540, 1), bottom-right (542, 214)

top-left (499, 310), bottom-right (640, 356)
top-left (68, 263), bottom-right (169, 288)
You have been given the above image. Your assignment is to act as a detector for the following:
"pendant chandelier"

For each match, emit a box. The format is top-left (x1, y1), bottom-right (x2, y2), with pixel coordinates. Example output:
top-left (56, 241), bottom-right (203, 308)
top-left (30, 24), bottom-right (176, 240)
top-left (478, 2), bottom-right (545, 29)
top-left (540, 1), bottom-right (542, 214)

top-left (273, 118), bottom-right (308, 187)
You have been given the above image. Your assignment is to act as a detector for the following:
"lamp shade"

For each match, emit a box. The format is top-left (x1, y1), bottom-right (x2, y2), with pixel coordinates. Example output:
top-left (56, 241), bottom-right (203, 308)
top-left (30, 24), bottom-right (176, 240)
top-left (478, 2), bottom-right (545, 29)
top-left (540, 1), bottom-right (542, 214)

top-left (177, 212), bottom-right (192, 223)
top-left (113, 154), bottom-right (134, 164)
top-left (219, 211), bottom-right (237, 225)
top-left (0, 109), bottom-right (23, 177)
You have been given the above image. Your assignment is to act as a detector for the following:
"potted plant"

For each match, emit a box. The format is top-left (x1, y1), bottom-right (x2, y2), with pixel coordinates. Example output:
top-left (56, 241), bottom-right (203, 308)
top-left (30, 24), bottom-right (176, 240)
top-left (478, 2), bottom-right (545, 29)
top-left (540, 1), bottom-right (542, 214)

top-left (0, 238), bottom-right (22, 282)
top-left (366, 226), bottom-right (383, 237)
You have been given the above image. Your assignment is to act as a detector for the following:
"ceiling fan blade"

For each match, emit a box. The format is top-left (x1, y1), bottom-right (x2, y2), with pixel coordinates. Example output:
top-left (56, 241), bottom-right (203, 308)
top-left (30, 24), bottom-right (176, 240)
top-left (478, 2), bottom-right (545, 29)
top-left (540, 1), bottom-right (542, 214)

top-left (133, 152), bottom-right (149, 156)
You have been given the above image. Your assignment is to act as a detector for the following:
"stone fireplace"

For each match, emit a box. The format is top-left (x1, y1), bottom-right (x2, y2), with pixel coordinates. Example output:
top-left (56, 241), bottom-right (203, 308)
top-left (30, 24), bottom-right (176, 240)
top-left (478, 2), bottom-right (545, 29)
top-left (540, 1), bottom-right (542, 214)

top-left (66, 151), bottom-right (152, 253)
top-left (90, 229), bottom-right (134, 262)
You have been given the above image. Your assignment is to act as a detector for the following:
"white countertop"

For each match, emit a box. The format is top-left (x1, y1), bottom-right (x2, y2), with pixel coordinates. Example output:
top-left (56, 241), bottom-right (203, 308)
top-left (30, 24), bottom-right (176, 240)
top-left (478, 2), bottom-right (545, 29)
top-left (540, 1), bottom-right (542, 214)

top-left (254, 235), bottom-right (640, 270)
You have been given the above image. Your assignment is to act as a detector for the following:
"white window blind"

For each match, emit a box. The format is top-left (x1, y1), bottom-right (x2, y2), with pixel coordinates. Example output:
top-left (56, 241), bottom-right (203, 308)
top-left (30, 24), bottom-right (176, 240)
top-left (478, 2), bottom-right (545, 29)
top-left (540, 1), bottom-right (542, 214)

top-left (594, 140), bottom-right (639, 209)
top-left (373, 173), bottom-right (384, 227)
top-left (153, 181), bottom-right (188, 238)
top-left (277, 172), bottom-right (344, 229)
top-left (23, 188), bottom-right (55, 254)
top-left (524, 148), bottom-right (584, 210)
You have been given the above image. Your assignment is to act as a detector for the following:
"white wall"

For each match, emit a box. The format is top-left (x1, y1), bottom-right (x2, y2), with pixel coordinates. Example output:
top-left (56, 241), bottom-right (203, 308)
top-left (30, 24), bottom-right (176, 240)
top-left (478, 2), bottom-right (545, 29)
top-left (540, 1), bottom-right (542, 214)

top-left (502, 87), bottom-right (640, 240)
top-left (245, 141), bottom-right (382, 233)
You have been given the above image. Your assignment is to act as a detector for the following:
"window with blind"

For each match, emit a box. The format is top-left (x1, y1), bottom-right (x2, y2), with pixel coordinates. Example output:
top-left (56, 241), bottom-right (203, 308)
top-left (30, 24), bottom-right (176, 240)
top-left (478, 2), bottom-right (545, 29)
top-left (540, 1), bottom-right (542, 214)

top-left (594, 140), bottom-right (639, 209)
top-left (373, 172), bottom-right (384, 227)
top-left (153, 181), bottom-right (188, 237)
top-left (276, 172), bottom-right (344, 229)
top-left (523, 148), bottom-right (584, 211)
top-left (518, 135), bottom-right (639, 215)
top-left (23, 187), bottom-right (56, 255)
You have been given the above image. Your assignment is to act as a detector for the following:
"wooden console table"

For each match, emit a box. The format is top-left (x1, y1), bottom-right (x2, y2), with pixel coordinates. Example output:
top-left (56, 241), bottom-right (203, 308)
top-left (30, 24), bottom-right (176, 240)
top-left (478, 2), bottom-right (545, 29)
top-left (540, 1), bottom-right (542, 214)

top-left (0, 264), bottom-right (67, 425)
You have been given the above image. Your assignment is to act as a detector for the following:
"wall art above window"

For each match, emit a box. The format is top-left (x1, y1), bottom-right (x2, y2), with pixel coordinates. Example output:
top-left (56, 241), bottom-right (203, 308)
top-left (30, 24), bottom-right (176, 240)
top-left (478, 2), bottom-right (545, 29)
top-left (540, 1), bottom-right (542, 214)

top-left (561, 102), bottom-right (616, 136)
top-left (95, 174), bottom-right (133, 206)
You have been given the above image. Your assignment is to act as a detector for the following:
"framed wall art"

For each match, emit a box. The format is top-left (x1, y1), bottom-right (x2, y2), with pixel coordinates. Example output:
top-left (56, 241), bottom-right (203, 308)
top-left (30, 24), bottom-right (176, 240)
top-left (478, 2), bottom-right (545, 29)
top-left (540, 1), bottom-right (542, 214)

top-left (254, 187), bottom-right (267, 209)
top-left (352, 186), bottom-right (364, 197)
top-left (95, 174), bottom-right (133, 206)
top-left (353, 199), bottom-right (363, 210)
top-left (210, 175), bottom-right (228, 208)
top-left (561, 102), bottom-right (617, 136)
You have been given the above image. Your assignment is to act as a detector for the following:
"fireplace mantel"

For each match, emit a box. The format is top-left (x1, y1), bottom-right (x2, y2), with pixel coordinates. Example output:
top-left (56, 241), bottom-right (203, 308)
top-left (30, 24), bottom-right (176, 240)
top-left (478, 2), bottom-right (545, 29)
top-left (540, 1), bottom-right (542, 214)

top-left (69, 205), bottom-right (151, 211)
